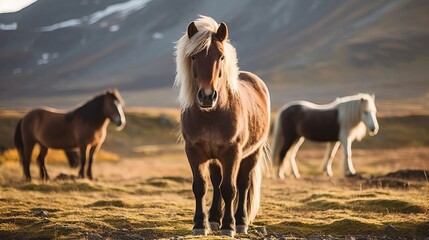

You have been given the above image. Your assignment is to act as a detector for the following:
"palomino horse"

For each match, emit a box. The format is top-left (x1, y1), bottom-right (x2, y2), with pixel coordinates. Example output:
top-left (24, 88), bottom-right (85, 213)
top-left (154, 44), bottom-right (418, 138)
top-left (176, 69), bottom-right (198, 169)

top-left (175, 16), bottom-right (270, 237)
top-left (272, 93), bottom-right (379, 179)
top-left (14, 89), bottom-right (126, 181)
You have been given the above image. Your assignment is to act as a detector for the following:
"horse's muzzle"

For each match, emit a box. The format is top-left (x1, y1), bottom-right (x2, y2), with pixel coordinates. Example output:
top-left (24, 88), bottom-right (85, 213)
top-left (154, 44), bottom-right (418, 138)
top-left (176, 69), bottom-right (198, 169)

top-left (113, 117), bottom-right (126, 130)
top-left (115, 120), bottom-right (123, 126)
top-left (368, 124), bottom-right (379, 136)
top-left (197, 89), bottom-right (218, 109)
top-left (369, 126), bottom-right (379, 136)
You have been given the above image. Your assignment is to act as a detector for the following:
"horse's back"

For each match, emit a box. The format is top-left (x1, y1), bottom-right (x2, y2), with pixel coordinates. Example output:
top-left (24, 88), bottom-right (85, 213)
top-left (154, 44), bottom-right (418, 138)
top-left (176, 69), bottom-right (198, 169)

top-left (237, 71), bottom-right (270, 117)
top-left (21, 108), bottom-right (77, 148)
top-left (279, 102), bottom-right (340, 142)
top-left (238, 70), bottom-right (270, 118)
top-left (238, 71), bottom-right (269, 101)
top-left (23, 108), bottom-right (67, 127)
top-left (237, 71), bottom-right (270, 156)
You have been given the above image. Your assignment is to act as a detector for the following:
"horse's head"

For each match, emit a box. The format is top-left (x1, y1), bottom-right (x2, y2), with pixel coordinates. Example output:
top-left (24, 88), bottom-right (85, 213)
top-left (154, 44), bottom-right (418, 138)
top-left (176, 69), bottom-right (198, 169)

top-left (103, 89), bottom-right (126, 131)
top-left (187, 21), bottom-right (228, 110)
top-left (360, 94), bottom-right (379, 136)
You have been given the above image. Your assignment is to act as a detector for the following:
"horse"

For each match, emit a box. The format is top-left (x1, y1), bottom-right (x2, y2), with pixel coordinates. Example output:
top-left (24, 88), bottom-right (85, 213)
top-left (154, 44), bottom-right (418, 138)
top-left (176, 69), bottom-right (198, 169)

top-left (271, 93), bottom-right (379, 179)
top-left (174, 16), bottom-right (270, 237)
top-left (14, 89), bottom-right (126, 181)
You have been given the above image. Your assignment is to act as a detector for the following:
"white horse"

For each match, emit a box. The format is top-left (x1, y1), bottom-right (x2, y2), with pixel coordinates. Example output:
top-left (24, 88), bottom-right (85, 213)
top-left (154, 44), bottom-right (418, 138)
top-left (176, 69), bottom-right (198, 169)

top-left (271, 93), bottom-right (379, 178)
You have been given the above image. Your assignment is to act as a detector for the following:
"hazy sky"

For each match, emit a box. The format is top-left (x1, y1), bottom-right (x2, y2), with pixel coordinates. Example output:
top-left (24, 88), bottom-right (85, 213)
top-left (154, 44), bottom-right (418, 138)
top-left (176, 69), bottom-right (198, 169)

top-left (0, 0), bottom-right (37, 13)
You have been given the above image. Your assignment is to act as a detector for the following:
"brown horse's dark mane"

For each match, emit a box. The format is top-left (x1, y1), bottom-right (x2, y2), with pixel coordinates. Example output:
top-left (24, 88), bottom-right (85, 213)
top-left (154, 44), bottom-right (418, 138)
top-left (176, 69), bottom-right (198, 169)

top-left (65, 94), bottom-right (106, 126)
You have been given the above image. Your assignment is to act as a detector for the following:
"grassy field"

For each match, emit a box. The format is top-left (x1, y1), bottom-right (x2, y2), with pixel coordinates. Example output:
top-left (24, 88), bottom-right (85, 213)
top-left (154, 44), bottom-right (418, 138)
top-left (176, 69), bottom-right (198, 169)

top-left (0, 109), bottom-right (428, 239)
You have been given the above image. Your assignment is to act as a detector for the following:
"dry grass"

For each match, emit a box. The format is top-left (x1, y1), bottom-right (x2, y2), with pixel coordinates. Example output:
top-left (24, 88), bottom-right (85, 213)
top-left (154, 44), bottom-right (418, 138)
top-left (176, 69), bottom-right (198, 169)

top-left (0, 109), bottom-right (428, 239)
top-left (0, 154), bottom-right (428, 240)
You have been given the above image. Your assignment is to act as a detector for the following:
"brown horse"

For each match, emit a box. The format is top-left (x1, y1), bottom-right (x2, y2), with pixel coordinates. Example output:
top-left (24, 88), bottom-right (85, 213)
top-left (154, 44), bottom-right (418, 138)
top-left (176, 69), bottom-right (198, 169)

top-left (175, 16), bottom-right (270, 237)
top-left (14, 89), bottom-right (126, 181)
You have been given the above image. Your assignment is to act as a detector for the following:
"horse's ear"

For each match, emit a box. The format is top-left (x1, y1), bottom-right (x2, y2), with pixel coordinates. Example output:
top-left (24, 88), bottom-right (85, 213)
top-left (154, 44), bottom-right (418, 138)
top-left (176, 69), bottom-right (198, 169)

top-left (371, 93), bottom-right (375, 100)
top-left (216, 22), bottom-right (228, 42)
top-left (187, 22), bottom-right (198, 39)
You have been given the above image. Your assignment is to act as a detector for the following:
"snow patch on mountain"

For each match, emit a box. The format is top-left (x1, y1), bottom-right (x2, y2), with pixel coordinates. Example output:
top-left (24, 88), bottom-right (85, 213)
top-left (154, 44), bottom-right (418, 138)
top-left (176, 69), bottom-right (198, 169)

top-left (0, 22), bottom-right (17, 30)
top-left (40, 0), bottom-right (151, 32)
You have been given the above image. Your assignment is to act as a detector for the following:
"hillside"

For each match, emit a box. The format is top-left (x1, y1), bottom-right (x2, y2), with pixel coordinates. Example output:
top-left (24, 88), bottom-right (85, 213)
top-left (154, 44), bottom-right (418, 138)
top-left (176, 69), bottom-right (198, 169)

top-left (0, 0), bottom-right (428, 112)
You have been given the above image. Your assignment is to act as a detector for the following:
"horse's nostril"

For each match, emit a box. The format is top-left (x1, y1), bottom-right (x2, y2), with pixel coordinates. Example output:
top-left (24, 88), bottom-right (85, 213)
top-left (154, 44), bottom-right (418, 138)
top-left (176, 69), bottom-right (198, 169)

top-left (197, 90), bottom-right (204, 102)
top-left (212, 91), bottom-right (218, 101)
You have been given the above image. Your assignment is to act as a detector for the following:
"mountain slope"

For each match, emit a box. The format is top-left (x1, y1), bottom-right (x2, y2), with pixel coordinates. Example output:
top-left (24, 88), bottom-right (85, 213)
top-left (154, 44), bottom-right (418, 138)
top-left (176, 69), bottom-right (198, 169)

top-left (0, 0), bottom-right (428, 110)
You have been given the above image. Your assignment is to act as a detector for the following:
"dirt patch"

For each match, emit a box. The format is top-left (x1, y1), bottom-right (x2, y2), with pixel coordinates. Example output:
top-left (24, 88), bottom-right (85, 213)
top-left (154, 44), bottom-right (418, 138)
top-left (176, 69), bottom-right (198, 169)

top-left (385, 169), bottom-right (429, 180)
top-left (363, 169), bottom-right (429, 189)
top-left (54, 173), bottom-right (77, 182)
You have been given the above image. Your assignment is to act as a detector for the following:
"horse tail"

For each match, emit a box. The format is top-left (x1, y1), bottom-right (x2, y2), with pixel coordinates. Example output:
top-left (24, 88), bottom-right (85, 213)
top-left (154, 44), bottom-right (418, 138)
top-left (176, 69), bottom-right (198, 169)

top-left (271, 109), bottom-right (284, 172)
top-left (247, 141), bottom-right (270, 224)
top-left (14, 119), bottom-right (24, 165)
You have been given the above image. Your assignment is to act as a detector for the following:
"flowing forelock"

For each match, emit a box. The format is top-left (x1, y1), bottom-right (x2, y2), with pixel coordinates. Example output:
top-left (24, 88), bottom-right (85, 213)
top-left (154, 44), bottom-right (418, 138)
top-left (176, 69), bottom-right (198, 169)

top-left (174, 15), bottom-right (239, 109)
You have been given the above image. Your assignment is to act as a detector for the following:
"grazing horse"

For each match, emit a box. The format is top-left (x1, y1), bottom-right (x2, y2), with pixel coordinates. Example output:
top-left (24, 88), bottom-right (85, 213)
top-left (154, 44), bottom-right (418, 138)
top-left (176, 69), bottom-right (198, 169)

top-left (14, 89), bottom-right (126, 181)
top-left (175, 16), bottom-right (270, 237)
top-left (272, 93), bottom-right (379, 179)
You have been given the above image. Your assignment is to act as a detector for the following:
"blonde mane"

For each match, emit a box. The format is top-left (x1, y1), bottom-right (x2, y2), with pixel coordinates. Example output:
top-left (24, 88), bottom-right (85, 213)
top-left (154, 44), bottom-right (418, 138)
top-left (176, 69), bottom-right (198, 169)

top-left (337, 93), bottom-right (375, 141)
top-left (174, 15), bottom-right (239, 109)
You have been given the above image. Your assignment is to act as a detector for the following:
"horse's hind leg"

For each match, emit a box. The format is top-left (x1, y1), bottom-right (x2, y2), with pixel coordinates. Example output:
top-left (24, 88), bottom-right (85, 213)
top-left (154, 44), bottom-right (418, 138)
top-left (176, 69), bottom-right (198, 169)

top-left (278, 136), bottom-right (297, 179)
top-left (23, 142), bottom-right (35, 181)
top-left (289, 137), bottom-right (305, 179)
top-left (321, 141), bottom-right (341, 177)
top-left (208, 162), bottom-right (222, 231)
top-left (37, 145), bottom-right (50, 181)
top-left (78, 145), bottom-right (89, 178)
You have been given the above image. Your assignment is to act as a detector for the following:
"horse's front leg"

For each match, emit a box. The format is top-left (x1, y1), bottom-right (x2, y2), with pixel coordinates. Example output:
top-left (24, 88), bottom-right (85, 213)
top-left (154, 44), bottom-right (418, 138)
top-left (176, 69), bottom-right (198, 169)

top-left (219, 146), bottom-right (241, 237)
top-left (235, 149), bottom-right (260, 234)
top-left (341, 137), bottom-right (356, 177)
top-left (185, 143), bottom-right (210, 235)
top-left (78, 145), bottom-right (89, 178)
top-left (87, 144), bottom-right (100, 180)
top-left (208, 162), bottom-right (222, 231)
top-left (321, 141), bottom-right (341, 177)
top-left (289, 137), bottom-right (305, 179)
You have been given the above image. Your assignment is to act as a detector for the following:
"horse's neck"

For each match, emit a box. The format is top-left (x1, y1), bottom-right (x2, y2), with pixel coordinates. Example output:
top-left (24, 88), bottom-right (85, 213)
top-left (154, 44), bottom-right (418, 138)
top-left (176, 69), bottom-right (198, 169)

top-left (339, 101), bottom-right (363, 133)
top-left (217, 81), bottom-right (237, 110)
top-left (76, 100), bottom-right (108, 129)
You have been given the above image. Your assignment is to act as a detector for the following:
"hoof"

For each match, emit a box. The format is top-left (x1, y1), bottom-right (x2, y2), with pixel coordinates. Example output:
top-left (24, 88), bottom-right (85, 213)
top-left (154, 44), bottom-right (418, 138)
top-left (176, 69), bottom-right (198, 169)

top-left (193, 228), bottom-right (209, 236)
top-left (236, 225), bottom-right (248, 234)
top-left (210, 222), bottom-right (220, 231)
top-left (326, 169), bottom-right (334, 177)
top-left (220, 229), bottom-right (235, 237)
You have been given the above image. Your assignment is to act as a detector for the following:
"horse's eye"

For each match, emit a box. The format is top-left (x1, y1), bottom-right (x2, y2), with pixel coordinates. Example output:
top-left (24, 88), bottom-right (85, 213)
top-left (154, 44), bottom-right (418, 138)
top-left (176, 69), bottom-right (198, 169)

top-left (191, 55), bottom-right (196, 60)
top-left (220, 55), bottom-right (225, 61)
